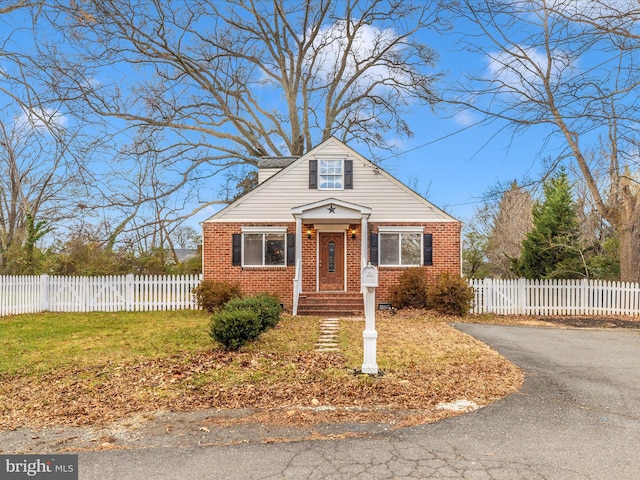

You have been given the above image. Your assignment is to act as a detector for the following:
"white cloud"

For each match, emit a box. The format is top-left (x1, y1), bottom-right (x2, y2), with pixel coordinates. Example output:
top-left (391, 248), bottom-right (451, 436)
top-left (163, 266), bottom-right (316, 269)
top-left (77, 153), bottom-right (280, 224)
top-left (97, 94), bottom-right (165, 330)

top-left (548, 0), bottom-right (638, 19)
top-left (14, 107), bottom-right (68, 133)
top-left (486, 45), bottom-right (577, 96)
top-left (453, 109), bottom-right (479, 127)
top-left (82, 77), bottom-right (101, 89)
top-left (508, 0), bottom-right (640, 32)
top-left (306, 20), bottom-right (409, 92)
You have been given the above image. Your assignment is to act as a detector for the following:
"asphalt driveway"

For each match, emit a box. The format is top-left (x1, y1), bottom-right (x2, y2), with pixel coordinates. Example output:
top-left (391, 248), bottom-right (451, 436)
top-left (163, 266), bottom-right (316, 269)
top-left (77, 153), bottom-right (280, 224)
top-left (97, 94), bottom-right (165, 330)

top-left (79, 325), bottom-right (640, 479)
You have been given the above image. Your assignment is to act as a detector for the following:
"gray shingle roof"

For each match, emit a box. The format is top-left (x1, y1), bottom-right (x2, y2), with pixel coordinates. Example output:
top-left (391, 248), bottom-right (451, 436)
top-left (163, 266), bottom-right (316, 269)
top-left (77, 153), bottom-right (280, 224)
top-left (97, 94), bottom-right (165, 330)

top-left (257, 156), bottom-right (298, 169)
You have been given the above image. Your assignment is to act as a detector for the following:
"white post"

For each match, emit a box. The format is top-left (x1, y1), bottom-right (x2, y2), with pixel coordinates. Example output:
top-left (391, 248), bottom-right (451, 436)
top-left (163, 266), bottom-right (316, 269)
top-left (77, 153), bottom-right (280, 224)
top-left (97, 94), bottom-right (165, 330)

top-left (40, 274), bottom-right (49, 312)
top-left (518, 278), bottom-right (526, 315)
top-left (126, 273), bottom-right (134, 311)
top-left (361, 264), bottom-right (379, 375)
top-left (360, 214), bottom-right (369, 272)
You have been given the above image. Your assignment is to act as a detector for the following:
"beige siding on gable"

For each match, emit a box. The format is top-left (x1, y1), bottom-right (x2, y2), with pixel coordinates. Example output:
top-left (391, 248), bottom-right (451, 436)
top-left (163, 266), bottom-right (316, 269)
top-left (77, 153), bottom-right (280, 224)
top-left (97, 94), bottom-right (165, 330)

top-left (258, 168), bottom-right (280, 184)
top-left (208, 139), bottom-right (456, 223)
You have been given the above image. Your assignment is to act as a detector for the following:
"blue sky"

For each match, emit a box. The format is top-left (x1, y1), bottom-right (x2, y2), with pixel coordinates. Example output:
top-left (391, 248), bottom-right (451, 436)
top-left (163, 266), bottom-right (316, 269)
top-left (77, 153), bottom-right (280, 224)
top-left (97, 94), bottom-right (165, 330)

top-left (185, 9), bottom-right (567, 228)
top-left (361, 34), bottom-right (554, 224)
top-left (186, 20), bottom-right (555, 227)
top-left (2, 2), bottom-right (584, 232)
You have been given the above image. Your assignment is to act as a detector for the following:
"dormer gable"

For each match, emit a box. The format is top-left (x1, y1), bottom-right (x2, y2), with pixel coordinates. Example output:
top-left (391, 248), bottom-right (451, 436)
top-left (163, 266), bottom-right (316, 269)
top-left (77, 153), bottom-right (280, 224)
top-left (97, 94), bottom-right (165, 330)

top-left (205, 137), bottom-right (458, 224)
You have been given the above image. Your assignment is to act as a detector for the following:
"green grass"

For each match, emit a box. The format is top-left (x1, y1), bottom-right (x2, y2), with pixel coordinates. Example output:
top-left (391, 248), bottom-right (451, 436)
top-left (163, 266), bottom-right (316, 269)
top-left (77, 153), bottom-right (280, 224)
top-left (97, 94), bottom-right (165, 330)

top-left (0, 310), bottom-right (212, 376)
top-left (0, 309), bottom-right (511, 385)
top-left (0, 310), bottom-right (524, 431)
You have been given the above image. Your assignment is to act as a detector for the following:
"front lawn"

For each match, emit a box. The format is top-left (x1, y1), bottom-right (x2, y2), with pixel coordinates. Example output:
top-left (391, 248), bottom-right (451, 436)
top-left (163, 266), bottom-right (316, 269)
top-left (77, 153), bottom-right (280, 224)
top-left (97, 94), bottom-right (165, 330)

top-left (0, 310), bottom-right (522, 430)
top-left (0, 310), bottom-right (212, 376)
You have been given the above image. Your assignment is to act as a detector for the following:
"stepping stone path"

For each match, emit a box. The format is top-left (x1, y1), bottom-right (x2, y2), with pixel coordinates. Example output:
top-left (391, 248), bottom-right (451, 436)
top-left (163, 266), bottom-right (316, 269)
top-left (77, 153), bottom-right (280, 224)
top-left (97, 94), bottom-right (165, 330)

top-left (315, 318), bottom-right (341, 352)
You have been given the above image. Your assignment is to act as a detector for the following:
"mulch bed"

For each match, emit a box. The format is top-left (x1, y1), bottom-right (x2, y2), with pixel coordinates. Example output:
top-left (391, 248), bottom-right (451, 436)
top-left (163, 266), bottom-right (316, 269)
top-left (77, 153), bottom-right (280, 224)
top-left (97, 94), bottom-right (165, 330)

top-left (538, 317), bottom-right (640, 329)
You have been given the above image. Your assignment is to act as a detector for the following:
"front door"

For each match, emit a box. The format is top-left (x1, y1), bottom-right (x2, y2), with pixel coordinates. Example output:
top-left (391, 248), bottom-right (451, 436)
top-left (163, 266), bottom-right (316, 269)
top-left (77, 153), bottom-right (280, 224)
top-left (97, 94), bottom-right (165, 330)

top-left (319, 232), bottom-right (344, 291)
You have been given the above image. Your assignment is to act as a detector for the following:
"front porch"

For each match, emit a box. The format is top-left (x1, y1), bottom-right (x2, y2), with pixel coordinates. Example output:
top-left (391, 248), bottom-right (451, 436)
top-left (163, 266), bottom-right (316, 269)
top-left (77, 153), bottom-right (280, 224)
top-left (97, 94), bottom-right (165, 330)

top-left (291, 198), bottom-right (372, 315)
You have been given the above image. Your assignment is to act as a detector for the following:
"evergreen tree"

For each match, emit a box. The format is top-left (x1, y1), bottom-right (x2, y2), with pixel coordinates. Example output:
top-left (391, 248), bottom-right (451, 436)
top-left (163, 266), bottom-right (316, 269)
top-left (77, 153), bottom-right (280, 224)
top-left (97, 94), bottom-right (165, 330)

top-left (512, 169), bottom-right (584, 279)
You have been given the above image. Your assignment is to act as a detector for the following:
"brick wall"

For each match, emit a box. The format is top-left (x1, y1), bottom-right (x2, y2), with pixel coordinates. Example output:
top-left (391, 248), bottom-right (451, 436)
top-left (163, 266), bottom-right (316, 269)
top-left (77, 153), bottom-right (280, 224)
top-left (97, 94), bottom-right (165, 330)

top-left (202, 222), bottom-right (296, 308)
top-left (368, 222), bottom-right (462, 303)
top-left (202, 220), bottom-right (462, 310)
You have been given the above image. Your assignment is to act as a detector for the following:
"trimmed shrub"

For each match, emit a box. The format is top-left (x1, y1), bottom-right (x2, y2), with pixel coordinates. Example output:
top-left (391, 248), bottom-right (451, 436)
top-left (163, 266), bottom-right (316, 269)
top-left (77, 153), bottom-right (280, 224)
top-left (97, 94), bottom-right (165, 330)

top-left (224, 293), bottom-right (282, 330)
top-left (193, 280), bottom-right (242, 312)
top-left (389, 268), bottom-right (429, 309)
top-left (210, 308), bottom-right (262, 351)
top-left (427, 273), bottom-right (474, 316)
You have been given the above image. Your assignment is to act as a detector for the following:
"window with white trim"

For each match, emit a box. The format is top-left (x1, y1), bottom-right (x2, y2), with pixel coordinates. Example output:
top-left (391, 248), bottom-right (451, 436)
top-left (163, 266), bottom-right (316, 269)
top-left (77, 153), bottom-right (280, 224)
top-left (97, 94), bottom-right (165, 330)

top-left (242, 229), bottom-right (286, 266)
top-left (319, 159), bottom-right (343, 190)
top-left (379, 231), bottom-right (422, 266)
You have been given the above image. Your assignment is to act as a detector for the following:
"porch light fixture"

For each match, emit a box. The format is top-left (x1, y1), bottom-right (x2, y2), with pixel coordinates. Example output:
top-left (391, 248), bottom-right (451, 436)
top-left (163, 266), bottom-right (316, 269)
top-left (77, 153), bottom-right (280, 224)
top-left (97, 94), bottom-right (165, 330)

top-left (307, 229), bottom-right (312, 239)
top-left (351, 228), bottom-right (357, 239)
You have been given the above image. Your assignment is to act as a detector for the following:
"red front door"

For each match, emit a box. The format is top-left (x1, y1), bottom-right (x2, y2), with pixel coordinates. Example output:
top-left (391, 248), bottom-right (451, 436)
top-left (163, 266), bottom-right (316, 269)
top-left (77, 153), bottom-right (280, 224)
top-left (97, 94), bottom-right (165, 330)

top-left (319, 232), bottom-right (344, 291)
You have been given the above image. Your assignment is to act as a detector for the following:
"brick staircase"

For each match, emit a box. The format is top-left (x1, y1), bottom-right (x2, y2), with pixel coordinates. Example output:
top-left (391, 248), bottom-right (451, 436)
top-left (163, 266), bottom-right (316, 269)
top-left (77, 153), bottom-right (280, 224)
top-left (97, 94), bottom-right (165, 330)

top-left (296, 292), bottom-right (364, 317)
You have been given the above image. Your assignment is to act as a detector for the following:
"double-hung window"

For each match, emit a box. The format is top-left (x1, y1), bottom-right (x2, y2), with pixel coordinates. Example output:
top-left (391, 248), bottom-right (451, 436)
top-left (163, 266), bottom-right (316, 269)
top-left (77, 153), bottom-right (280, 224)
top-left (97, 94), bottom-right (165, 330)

top-left (319, 159), bottom-right (343, 190)
top-left (242, 227), bottom-right (286, 267)
top-left (378, 228), bottom-right (422, 266)
top-left (309, 159), bottom-right (353, 190)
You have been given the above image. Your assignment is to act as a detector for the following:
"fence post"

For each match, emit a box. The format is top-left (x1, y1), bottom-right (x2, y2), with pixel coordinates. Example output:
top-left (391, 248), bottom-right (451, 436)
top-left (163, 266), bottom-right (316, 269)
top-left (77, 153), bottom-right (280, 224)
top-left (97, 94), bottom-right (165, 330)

top-left (485, 278), bottom-right (493, 313)
top-left (581, 278), bottom-right (588, 315)
top-left (83, 276), bottom-right (90, 312)
top-left (40, 274), bottom-right (50, 312)
top-left (518, 278), bottom-right (526, 315)
top-left (126, 274), bottom-right (134, 311)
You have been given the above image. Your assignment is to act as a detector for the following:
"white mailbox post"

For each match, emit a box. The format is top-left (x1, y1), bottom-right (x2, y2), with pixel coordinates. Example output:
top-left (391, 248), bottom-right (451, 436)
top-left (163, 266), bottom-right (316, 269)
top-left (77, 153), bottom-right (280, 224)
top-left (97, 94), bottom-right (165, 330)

top-left (361, 263), bottom-right (379, 374)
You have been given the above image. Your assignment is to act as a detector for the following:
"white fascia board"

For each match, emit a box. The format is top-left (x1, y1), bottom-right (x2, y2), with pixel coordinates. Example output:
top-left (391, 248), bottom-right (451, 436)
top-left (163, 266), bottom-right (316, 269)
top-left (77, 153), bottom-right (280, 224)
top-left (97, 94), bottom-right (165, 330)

top-left (378, 226), bottom-right (425, 232)
top-left (241, 226), bottom-right (288, 233)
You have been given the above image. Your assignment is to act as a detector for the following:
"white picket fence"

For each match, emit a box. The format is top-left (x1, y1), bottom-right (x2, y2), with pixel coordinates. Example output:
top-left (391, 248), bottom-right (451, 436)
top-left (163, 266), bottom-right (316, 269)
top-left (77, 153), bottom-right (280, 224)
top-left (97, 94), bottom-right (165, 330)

top-left (469, 278), bottom-right (640, 316)
top-left (0, 274), bottom-right (203, 316)
top-left (3, 274), bottom-right (639, 317)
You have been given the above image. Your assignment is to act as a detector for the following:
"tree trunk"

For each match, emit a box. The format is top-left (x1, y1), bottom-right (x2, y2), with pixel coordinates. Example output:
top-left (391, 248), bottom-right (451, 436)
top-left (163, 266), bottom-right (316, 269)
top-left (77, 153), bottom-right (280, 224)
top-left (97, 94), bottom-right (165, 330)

top-left (617, 204), bottom-right (640, 283)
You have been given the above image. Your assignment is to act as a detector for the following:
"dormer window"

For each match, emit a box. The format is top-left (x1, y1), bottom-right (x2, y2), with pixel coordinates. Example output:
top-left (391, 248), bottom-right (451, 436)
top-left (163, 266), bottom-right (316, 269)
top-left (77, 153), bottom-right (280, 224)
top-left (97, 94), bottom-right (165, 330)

top-left (309, 159), bottom-right (353, 190)
top-left (319, 160), bottom-right (343, 190)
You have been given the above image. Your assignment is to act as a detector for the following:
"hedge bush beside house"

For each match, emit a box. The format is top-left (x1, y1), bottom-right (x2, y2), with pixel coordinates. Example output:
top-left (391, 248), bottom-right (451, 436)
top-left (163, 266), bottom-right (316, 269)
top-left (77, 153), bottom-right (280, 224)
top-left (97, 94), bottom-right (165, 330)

top-left (389, 268), bottom-right (429, 309)
top-left (427, 273), bottom-right (474, 317)
top-left (193, 280), bottom-right (243, 313)
top-left (210, 293), bottom-right (282, 351)
top-left (388, 269), bottom-right (473, 317)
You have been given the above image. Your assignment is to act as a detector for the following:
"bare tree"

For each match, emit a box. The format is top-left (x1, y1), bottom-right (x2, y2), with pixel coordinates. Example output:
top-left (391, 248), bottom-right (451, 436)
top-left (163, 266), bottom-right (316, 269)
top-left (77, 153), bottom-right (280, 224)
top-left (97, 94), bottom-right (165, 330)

top-left (484, 182), bottom-right (534, 278)
top-left (32, 0), bottom-right (442, 243)
top-left (0, 1), bottom-right (30, 15)
top-left (0, 103), bottom-right (86, 270)
top-left (0, 1), bottom-right (105, 272)
top-left (171, 225), bottom-right (200, 251)
top-left (448, 0), bottom-right (640, 281)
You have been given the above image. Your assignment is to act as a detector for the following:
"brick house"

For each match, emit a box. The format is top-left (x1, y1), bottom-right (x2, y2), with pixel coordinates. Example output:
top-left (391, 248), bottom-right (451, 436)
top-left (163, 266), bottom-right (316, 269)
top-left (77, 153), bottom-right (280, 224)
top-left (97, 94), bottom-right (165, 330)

top-left (202, 138), bottom-right (461, 316)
